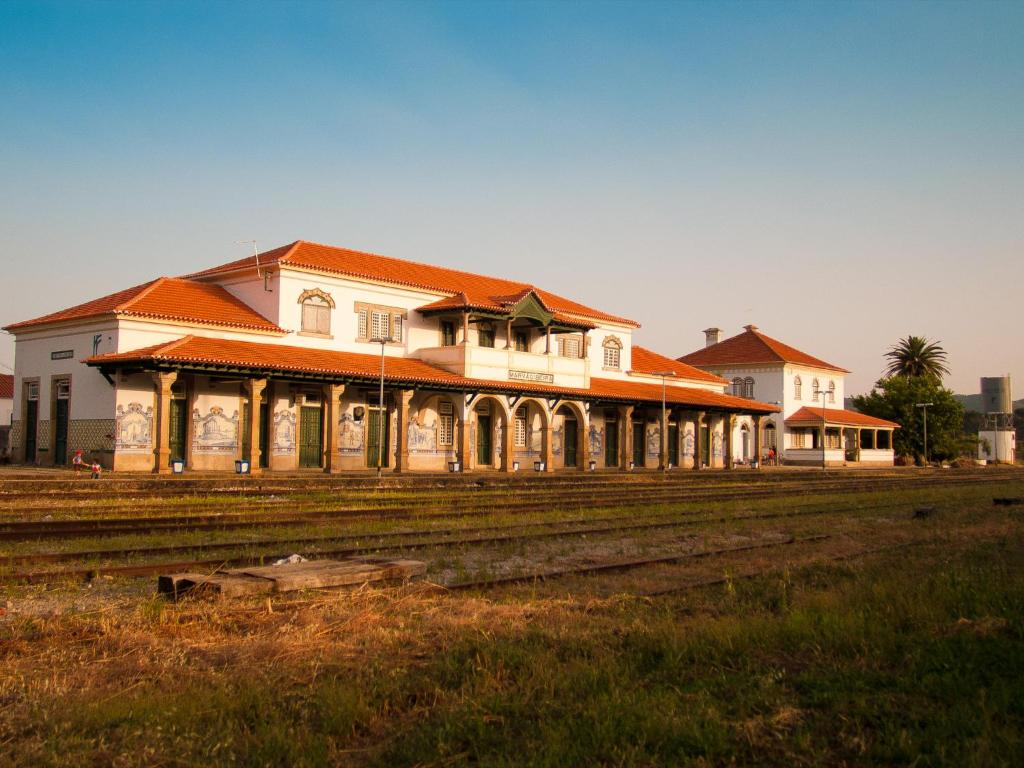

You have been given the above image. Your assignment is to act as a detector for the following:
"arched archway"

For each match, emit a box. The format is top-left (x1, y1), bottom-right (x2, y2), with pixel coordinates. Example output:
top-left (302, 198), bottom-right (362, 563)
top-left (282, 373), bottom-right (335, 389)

top-left (469, 395), bottom-right (513, 472)
top-left (511, 397), bottom-right (550, 471)
top-left (553, 401), bottom-right (588, 469)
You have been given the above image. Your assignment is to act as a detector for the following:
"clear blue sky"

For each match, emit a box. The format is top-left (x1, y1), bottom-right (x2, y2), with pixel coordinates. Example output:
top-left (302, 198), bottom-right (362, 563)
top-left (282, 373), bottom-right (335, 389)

top-left (2, 0), bottom-right (1022, 395)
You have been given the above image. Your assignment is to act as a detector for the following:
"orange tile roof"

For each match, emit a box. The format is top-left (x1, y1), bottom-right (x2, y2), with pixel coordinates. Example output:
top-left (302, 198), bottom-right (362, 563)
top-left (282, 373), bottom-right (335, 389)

top-left (86, 336), bottom-right (778, 414)
top-left (3, 278), bottom-right (284, 333)
top-left (629, 346), bottom-right (728, 385)
top-left (186, 240), bottom-right (639, 328)
top-left (677, 325), bottom-right (848, 373)
top-left (785, 406), bottom-right (899, 428)
top-left (0, 374), bottom-right (13, 400)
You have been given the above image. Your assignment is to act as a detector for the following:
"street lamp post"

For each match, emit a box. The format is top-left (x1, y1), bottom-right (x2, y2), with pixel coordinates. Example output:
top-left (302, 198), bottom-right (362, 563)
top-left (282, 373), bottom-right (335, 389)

top-left (371, 334), bottom-right (392, 478)
top-left (651, 370), bottom-right (677, 475)
top-left (820, 386), bottom-right (828, 471)
top-left (915, 402), bottom-right (933, 466)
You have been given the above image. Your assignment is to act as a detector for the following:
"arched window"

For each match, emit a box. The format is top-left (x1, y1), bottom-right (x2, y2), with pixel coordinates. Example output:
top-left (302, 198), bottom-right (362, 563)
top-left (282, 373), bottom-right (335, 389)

top-left (602, 336), bottom-right (622, 370)
top-left (794, 376), bottom-right (802, 400)
top-left (828, 380), bottom-right (836, 404)
top-left (298, 289), bottom-right (334, 336)
top-left (764, 422), bottom-right (777, 448)
top-left (812, 378), bottom-right (820, 402)
top-left (743, 377), bottom-right (755, 399)
top-left (732, 377), bottom-right (744, 397)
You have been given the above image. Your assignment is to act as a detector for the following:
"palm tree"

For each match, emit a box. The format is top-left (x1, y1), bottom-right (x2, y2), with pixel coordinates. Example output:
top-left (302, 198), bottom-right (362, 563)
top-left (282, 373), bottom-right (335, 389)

top-left (884, 335), bottom-right (950, 379)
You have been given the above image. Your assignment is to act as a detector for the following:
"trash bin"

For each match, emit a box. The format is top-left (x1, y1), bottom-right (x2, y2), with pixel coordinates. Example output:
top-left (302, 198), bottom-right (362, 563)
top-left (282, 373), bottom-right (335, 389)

top-left (448, 461), bottom-right (461, 473)
top-left (235, 459), bottom-right (250, 474)
top-left (171, 459), bottom-right (185, 474)
top-left (534, 460), bottom-right (546, 472)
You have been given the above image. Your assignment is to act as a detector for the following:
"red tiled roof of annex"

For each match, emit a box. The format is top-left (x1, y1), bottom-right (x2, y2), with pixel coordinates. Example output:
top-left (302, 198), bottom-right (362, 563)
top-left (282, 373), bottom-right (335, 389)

top-left (785, 406), bottom-right (899, 429)
top-left (629, 346), bottom-right (728, 386)
top-left (678, 325), bottom-right (848, 373)
top-left (186, 240), bottom-right (639, 327)
top-left (3, 278), bottom-right (283, 333)
top-left (0, 374), bottom-right (13, 400)
top-left (86, 336), bottom-right (778, 414)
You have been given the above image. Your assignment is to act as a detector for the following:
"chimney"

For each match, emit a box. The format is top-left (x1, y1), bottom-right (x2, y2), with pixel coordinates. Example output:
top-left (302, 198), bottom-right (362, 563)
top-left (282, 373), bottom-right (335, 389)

top-left (703, 327), bottom-right (722, 347)
top-left (744, 324), bottom-right (758, 332)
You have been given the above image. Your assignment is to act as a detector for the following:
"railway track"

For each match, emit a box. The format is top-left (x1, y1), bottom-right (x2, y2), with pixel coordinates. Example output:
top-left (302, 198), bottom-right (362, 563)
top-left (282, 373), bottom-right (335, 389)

top-left (0, 472), bottom-right (1008, 541)
top-left (0, 488), bottom-right (981, 584)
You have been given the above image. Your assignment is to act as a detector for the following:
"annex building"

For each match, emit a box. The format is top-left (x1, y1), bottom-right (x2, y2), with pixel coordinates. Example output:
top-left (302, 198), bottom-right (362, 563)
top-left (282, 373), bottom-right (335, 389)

top-left (678, 326), bottom-right (898, 467)
top-left (4, 240), bottom-right (778, 474)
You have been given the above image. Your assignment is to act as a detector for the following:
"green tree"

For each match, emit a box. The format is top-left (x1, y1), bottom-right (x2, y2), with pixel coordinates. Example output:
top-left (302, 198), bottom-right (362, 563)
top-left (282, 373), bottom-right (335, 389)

top-left (884, 335), bottom-right (951, 379)
top-left (852, 376), bottom-right (966, 462)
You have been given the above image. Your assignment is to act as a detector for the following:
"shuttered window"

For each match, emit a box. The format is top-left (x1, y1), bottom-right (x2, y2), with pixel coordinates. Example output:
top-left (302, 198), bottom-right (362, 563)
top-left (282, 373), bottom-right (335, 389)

top-left (357, 309), bottom-right (368, 339)
top-left (301, 295), bottom-right (331, 335)
top-left (559, 336), bottom-right (581, 359)
top-left (514, 407), bottom-right (527, 447)
top-left (438, 401), bottom-right (453, 447)
top-left (371, 311), bottom-right (390, 341)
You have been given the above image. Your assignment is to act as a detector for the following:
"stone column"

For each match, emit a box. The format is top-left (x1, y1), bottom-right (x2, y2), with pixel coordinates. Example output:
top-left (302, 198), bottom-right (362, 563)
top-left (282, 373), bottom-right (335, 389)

top-left (542, 416), bottom-right (555, 473)
top-left (245, 378), bottom-right (268, 474)
top-left (692, 411), bottom-right (705, 471)
top-left (502, 411), bottom-right (515, 473)
top-left (724, 414), bottom-right (735, 470)
top-left (618, 404), bottom-right (634, 470)
top-left (394, 389), bottom-right (414, 473)
top-left (505, 319), bottom-right (513, 349)
top-left (581, 330), bottom-right (589, 359)
top-left (322, 383), bottom-right (345, 474)
top-left (578, 410), bottom-right (590, 471)
top-left (152, 371), bottom-right (178, 474)
top-left (752, 414), bottom-right (762, 469)
top-left (459, 405), bottom-right (473, 472)
top-left (545, 327), bottom-right (552, 355)
top-left (461, 312), bottom-right (470, 345)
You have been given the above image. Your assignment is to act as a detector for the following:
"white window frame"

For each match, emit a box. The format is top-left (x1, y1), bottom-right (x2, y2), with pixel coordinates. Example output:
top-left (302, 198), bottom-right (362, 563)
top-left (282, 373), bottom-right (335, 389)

top-left (514, 407), bottom-right (527, 447)
top-left (438, 400), bottom-right (454, 447)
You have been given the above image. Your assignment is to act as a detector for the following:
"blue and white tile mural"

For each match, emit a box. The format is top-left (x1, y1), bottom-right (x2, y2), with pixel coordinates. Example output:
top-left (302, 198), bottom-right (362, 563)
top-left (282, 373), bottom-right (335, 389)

top-left (273, 410), bottom-right (296, 455)
top-left (192, 406), bottom-right (238, 453)
top-left (338, 412), bottom-right (364, 454)
top-left (115, 402), bottom-right (153, 451)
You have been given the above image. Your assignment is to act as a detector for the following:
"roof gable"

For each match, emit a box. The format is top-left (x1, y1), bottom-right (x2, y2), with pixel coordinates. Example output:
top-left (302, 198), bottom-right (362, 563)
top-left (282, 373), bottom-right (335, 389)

top-left (677, 325), bottom-right (848, 373)
top-left (4, 277), bottom-right (283, 333)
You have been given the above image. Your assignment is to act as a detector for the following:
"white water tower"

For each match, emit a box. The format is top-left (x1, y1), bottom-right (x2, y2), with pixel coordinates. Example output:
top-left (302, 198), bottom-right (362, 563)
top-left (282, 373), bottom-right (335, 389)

top-left (978, 376), bottom-right (1016, 464)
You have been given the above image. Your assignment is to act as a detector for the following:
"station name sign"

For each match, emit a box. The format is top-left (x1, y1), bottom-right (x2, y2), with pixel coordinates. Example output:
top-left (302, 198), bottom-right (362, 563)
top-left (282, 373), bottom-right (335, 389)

top-left (508, 369), bottom-right (554, 384)
top-left (50, 350), bottom-right (74, 360)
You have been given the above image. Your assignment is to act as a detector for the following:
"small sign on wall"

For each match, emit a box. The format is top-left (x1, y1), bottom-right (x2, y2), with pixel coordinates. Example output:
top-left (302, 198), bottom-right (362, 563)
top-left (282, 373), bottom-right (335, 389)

top-left (51, 350), bottom-right (74, 360)
top-left (509, 370), bottom-right (554, 384)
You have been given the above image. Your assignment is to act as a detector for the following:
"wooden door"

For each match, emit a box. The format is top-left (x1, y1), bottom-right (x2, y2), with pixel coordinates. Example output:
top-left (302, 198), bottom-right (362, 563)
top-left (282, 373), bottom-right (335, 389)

top-left (299, 405), bottom-right (323, 468)
top-left (604, 417), bottom-right (618, 468)
top-left (632, 421), bottom-right (645, 467)
top-left (54, 398), bottom-right (69, 465)
top-left (476, 415), bottom-right (492, 466)
top-left (24, 399), bottom-right (38, 462)
top-left (700, 424), bottom-right (710, 467)
top-left (169, 399), bottom-right (187, 465)
top-left (668, 423), bottom-right (679, 467)
top-left (366, 408), bottom-right (389, 468)
top-left (259, 402), bottom-right (270, 469)
top-left (563, 418), bottom-right (577, 468)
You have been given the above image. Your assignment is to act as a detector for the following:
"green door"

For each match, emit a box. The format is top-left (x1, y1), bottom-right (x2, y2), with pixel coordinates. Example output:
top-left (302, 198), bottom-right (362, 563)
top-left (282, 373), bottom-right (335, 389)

top-left (668, 423), bottom-right (679, 467)
top-left (169, 399), bottom-right (187, 465)
top-left (604, 417), bottom-right (618, 468)
top-left (259, 402), bottom-right (270, 469)
top-left (25, 399), bottom-right (38, 462)
top-left (300, 406), bottom-right (323, 468)
top-left (700, 424), bottom-right (710, 467)
top-left (632, 421), bottom-right (645, 468)
top-left (563, 418), bottom-right (577, 468)
top-left (476, 415), bottom-right (492, 466)
top-left (366, 408), bottom-right (390, 468)
top-left (54, 398), bottom-right (69, 465)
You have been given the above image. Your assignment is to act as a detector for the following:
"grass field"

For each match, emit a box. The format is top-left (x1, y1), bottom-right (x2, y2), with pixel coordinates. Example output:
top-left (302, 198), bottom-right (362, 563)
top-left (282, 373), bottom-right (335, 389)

top-left (0, 477), bottom-right (1021, 766)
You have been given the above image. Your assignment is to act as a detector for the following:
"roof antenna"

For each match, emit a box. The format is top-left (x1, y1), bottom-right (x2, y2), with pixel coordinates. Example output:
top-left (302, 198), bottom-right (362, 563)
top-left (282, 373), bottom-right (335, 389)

top-left (237, 240), bottom-right (273, 292)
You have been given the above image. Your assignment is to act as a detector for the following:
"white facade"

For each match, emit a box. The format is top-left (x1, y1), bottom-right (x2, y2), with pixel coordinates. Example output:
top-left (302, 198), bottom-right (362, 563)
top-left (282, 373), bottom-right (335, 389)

top-left (5, 241), bottom-right (766, 472)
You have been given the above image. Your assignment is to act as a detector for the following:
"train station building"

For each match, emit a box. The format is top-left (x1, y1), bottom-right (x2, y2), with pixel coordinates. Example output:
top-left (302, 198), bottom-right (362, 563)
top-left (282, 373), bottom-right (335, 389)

top-left (677, 325), bottom-right (898, 466)
top-left (4, 240), bottom-right (778, 474)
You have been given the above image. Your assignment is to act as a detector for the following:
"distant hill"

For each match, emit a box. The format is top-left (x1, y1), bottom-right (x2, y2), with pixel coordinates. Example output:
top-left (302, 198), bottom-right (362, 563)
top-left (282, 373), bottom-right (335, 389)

top-left (955, 394), bottom-right (1024, 412)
